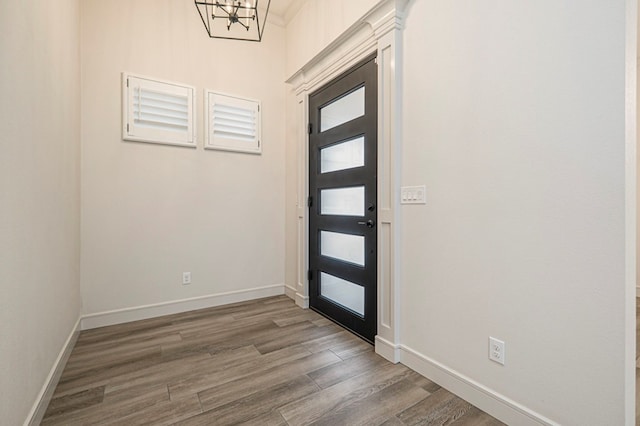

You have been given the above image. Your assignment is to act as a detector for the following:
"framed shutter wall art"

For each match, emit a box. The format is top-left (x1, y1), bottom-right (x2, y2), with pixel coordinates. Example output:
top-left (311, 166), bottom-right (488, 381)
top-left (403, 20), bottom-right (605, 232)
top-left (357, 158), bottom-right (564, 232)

top-left (205, 91), bottom-right (261, 154)
top-left (122, 73), bottom-right (196, 148)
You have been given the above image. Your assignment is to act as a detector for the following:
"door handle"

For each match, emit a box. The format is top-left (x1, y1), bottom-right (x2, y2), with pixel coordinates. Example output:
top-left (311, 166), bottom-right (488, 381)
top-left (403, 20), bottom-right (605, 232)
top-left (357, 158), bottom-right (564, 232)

top-left (358, 220), bottom-right (375, 228)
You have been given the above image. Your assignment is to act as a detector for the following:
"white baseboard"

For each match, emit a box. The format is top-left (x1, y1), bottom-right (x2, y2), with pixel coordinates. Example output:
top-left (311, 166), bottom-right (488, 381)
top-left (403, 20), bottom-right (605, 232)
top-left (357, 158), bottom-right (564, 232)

top-left (295, 292), bottom-right (309, 309)
top-left (25, 317), bottom-right (81, 426)
top-left (375, 335), bottom-right (401, 363)
top-left (399, 344), bottom-right (557, 426)
top-left (81, 284), bottom-right (285, 330)
top-left (284, 284), bottom-right (297, 301)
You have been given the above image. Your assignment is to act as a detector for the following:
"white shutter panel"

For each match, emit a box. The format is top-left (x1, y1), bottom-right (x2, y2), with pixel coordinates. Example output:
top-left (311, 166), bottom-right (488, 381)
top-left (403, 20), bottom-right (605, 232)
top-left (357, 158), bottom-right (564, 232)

top-left (205, 91), bottom-right (261, 154)
top-left (122, 73), bottom-right (196, 148)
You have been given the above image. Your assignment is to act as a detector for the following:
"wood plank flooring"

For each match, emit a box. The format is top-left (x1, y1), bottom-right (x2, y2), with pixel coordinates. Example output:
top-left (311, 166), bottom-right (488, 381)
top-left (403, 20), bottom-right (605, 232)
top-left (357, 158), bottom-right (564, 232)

top-left (636, 297), bottom-right (640, 425)
top-left (42, 296), bottom-right (505, 425)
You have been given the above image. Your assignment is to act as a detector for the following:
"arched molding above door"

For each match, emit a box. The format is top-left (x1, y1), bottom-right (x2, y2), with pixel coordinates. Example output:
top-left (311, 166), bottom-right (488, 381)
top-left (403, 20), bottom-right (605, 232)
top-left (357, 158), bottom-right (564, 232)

top-left (287, 0), bottom-right (408, 95)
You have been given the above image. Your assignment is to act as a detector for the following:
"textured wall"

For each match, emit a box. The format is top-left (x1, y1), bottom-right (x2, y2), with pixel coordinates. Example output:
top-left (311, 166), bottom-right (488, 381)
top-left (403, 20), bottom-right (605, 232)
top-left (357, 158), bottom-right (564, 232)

top-left (0, 0), bottom-right (82, 423)
top-left (80, 0), bottom-right (286, 315)
top-left (401, 1), bottom-right (626, 424)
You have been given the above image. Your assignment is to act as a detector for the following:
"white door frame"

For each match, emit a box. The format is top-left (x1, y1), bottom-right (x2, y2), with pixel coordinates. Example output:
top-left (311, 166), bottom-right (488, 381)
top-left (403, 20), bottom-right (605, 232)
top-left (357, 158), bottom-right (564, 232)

top-left (286, 0), bottom-right (408, 362)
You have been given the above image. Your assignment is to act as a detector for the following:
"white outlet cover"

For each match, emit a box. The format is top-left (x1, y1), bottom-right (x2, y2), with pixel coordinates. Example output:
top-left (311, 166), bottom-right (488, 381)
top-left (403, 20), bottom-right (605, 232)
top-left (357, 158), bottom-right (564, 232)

top-left (489, 337), bottom-right (505, 365)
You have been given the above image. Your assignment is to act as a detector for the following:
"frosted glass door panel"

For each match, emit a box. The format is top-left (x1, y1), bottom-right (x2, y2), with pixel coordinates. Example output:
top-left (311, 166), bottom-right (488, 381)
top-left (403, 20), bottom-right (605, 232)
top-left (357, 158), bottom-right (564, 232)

top-left (320, 87), bottom-right (365, 132)
top-left (320, 272), bottom-right (364, 316)
top-left (320, 136), bottom-right (365, 173)
top-left (321, 186), bottom-right (364, 216)
top-left (320, 231), bottom-right (364, 266)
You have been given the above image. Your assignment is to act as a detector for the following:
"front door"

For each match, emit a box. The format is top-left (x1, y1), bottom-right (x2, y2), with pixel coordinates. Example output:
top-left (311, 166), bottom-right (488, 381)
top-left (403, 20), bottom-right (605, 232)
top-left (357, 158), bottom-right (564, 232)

top-left (308, 55), bottom-right (377, 343)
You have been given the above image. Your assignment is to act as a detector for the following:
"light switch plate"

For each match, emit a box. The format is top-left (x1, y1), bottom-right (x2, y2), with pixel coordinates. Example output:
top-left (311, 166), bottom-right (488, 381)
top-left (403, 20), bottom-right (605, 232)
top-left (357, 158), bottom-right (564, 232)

top-left (401, 185), bottom-right (426, 204)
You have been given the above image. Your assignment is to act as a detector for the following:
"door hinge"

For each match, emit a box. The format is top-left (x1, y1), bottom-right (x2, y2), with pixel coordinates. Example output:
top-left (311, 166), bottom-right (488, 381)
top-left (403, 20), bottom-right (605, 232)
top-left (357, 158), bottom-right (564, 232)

top-left (307, 196), bottom-right (313, 208)
top-left (308, 270), bottom-right (313, 281)
top-left (126, 123), bottom-right (129, 132)
top-left (308, 123), bottom-right (312, 134)
top-left (126, 78), bottom-right (129, 88)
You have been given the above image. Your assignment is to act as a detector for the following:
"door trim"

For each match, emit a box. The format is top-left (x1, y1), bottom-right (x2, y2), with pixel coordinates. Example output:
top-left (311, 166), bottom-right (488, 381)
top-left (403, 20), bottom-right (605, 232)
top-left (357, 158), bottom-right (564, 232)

top-left (286, 0), bottom-right (407, 363)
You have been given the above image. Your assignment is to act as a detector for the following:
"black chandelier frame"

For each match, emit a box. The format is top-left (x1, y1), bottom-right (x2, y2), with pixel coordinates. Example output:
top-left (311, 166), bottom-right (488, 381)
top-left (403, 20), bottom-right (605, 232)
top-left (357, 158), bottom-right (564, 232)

top-left (194, 0), bottom-right (271, 42)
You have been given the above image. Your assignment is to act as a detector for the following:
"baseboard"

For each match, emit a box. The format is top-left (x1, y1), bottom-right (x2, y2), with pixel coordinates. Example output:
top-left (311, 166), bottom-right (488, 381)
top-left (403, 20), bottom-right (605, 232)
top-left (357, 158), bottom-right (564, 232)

top-left (284, 284), bottom-right (297, 301)
top-left (375, 335), bottom-right (401, 363)
top-left (295, 292), bottom-right (309, 309)
top-left (25, 316), bottom-right (81, 426)
top-left (399, 344), bottom-right (558, 426)
top-left (81, 284), bottom-right (285, 330)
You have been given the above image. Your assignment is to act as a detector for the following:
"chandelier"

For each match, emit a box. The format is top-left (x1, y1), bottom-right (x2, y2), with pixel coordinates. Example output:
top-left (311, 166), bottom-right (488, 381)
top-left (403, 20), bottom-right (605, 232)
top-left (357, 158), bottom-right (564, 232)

top-left (194, 0), bottom-right (271, 42)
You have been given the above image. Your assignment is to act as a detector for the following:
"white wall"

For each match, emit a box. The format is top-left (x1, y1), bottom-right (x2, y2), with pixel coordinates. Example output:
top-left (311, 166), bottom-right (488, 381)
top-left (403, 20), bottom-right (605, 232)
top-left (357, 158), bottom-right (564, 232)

top-left (401, 1), bottom-right (626, 424)
top-left (80, 0), bottom-right (286, 316)
top-left (285, 0), bottom-right (628, 424)
top-left (0, 0), bottom-right (82, 424)
top-left (637, 45), bottom-right (640, 295)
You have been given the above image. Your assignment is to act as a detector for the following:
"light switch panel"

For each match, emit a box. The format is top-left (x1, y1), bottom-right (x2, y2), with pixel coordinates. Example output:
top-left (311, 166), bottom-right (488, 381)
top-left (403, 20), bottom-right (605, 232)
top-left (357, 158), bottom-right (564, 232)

top-left (401, 185), bottom-right (426, 204)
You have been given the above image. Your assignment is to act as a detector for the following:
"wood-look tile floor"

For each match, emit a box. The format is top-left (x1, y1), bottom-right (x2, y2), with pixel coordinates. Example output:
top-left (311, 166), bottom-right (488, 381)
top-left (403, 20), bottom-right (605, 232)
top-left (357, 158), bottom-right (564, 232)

top-left (636, 297), bottom-right (640, 425)
top-left (42, 296), bottom-right (505, 425)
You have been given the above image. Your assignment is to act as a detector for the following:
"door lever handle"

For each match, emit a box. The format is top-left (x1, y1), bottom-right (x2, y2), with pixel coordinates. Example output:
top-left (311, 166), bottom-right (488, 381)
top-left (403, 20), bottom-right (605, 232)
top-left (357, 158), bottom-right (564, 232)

top-left (358, 220), bottom-right (376, 228)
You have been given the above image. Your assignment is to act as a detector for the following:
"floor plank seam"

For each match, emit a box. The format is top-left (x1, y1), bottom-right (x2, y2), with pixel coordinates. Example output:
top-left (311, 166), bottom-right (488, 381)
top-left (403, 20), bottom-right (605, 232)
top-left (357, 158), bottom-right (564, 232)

top-left (305, 372), bottom-right (322, 390)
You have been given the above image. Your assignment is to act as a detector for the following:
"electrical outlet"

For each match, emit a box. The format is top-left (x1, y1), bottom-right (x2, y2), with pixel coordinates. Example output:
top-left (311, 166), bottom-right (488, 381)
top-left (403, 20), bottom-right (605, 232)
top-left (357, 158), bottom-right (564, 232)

top-left (489, 337), bottom-right (505, 365)
top-left (182, 272), bottom-right (191, 285)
